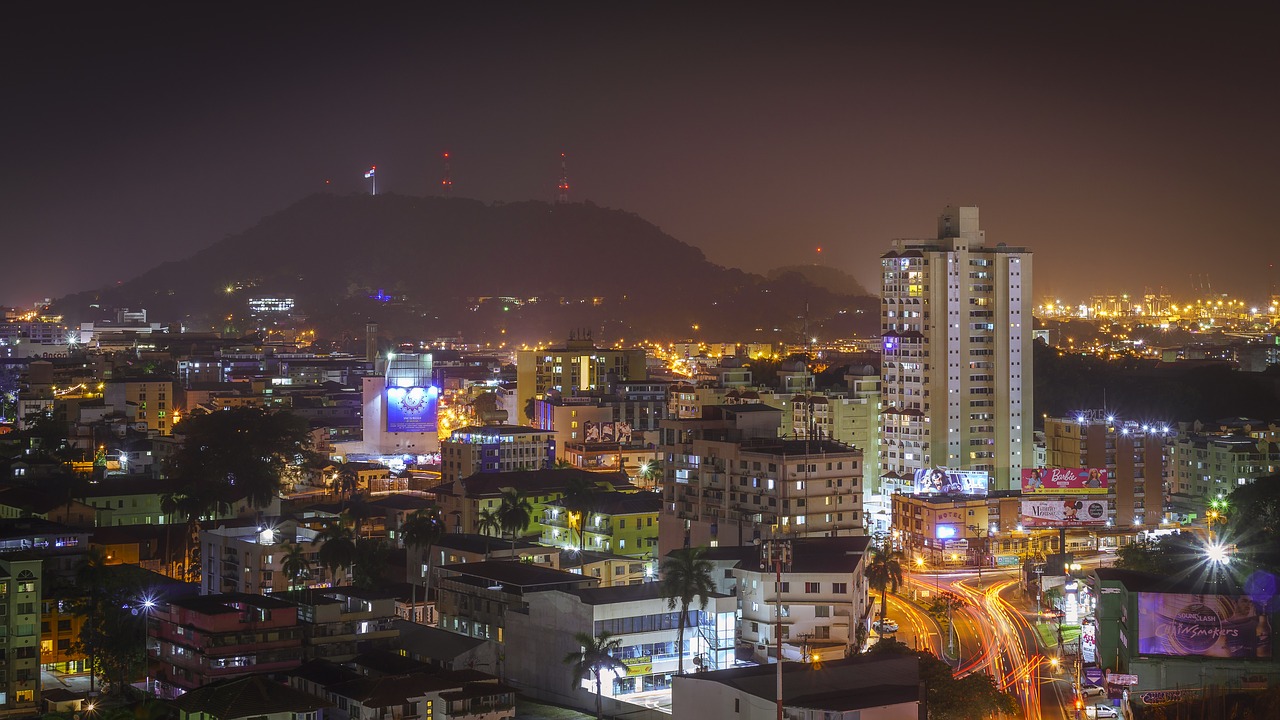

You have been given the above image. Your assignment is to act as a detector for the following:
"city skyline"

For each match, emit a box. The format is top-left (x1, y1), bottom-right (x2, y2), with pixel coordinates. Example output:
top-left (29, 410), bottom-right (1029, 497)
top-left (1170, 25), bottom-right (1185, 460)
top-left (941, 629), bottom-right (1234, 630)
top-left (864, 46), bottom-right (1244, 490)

top-left (4, 5), bottom-right (1279, 307)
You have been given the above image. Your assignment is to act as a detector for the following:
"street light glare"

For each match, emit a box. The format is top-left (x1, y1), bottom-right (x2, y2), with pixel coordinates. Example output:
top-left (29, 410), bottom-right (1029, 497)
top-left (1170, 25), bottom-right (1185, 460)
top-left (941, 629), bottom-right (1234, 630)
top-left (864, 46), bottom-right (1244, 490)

top-left (1206, 542), bottom-right (1230, 565)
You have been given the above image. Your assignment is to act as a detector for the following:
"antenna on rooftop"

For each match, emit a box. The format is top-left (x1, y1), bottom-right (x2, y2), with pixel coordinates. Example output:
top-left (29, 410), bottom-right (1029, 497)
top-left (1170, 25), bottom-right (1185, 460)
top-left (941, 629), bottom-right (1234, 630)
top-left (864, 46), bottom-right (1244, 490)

top-left (441, 152), bottom-right (453, 195)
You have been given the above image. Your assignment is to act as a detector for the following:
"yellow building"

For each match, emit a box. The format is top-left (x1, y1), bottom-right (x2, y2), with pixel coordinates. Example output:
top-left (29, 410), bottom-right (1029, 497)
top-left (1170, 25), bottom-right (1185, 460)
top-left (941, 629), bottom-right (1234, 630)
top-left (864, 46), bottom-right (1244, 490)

top-left (105, 377), bottom-right (177, 436)
top-left (515, 336), bottom-right (646, 423)
top-left (540, 491), bottom-right (660, 558)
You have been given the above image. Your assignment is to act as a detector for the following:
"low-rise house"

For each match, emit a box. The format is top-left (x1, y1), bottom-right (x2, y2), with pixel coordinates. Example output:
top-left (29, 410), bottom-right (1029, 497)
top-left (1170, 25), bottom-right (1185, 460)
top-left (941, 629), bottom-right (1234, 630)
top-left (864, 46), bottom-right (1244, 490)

top-left (291, 660), bottom-right (516, 720)
top-left (734, 536), bottom-right (872, 662)
top-left (272, 587), bottom-right (400, 662)
top-left (172, 673), bottom-right (331, 720)
top-left (673, 654), bottom-right (922, 720)
top-left (434, 561), bottom-right (597, 643)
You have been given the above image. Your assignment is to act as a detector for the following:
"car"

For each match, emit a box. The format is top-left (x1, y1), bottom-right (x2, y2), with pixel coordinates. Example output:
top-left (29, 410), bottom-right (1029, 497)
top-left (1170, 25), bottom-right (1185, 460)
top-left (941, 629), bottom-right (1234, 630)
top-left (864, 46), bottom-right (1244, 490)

top-left (1086, 704), bottom-right (1118, 719)
top-left (1080, 685), bottom-right (1105, 699)
top-left (873, 619), bottom-right (899, 633)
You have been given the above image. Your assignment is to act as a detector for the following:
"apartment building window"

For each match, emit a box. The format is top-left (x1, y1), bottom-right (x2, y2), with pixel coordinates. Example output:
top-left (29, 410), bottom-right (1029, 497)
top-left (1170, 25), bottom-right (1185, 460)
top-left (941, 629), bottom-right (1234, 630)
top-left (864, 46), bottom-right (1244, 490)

top-left (832, 583), bottom-right (848, 594)
top-left (805, 582), bottom-right (820, 594)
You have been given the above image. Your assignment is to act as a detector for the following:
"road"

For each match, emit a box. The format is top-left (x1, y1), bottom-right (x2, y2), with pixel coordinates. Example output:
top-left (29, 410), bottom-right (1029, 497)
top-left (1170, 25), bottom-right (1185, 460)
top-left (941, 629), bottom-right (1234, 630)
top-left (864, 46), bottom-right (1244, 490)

top-left (894, 569), bottom-right (1079, 720)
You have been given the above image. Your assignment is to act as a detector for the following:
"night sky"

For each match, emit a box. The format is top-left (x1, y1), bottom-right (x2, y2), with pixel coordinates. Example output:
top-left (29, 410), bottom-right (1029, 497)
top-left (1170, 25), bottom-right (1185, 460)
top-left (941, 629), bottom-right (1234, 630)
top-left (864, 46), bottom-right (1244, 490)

top-left (4, 3), bottom-right (1278, 308)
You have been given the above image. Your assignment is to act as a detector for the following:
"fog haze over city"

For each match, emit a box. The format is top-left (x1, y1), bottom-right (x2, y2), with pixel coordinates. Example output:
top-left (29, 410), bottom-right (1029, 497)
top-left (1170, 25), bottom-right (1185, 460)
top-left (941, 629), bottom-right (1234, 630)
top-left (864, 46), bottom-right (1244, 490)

top-left (4, 3), bottom-right (1278, 305)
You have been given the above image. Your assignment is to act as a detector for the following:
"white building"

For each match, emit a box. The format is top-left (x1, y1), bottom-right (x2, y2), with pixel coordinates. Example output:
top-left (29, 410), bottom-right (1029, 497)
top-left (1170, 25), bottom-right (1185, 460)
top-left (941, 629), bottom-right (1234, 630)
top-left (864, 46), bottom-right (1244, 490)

top-left (200, 520), bottom-right (346, 595)
top-left (733, 536), bottom-right (872, 662)
top-left (504, 583), bottom-right (736, 713)
top-left (357, 353), bottom-right (441, 456)
top-left (673, 653), bottom-right (922, 720)
top-left (880, 205), bottom-right (1033, 492)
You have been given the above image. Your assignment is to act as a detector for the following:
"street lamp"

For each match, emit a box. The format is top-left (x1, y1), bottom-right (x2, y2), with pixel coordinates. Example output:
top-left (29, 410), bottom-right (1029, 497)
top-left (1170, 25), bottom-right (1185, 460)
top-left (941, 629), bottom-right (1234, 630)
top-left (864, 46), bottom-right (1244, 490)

top-left (134, 597), bottom-right (157, 696)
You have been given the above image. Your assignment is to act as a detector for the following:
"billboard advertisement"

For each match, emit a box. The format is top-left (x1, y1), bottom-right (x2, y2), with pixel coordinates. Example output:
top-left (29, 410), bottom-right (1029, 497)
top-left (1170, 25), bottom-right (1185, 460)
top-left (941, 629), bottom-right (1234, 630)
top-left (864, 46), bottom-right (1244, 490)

top-left (1137, 593), bottom-right (1272, 658)
top-left (913, 467), bottom-right (988, 497)
top-left (584, 420), bottom-right (634, 444)
top-left (385, 386), bottom-right (439, 433)
top-left (1020, 498), bottom-right (1109, 527)
top-left (1022, 467), bottom-right (1109, 495)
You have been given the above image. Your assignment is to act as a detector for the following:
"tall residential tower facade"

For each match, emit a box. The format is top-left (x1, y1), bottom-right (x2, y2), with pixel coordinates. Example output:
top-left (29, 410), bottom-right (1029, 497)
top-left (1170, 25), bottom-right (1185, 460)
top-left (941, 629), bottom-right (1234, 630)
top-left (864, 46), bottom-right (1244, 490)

top-left (880, 206), bottom-right (1033, 492)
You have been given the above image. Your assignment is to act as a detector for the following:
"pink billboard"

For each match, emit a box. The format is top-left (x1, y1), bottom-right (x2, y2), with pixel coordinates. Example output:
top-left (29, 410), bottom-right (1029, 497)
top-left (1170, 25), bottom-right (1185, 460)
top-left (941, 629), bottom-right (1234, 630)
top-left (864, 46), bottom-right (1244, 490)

top-left (1022, 467), bottom-right (1108, 495)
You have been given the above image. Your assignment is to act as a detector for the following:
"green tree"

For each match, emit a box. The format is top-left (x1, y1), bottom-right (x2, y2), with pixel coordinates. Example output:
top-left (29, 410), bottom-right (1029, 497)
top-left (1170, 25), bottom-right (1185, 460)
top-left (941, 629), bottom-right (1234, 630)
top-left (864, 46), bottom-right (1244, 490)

top-left (166, 407), bottom-right (311, 509)
top-left (73, 555), bottom-right (151, 696)
top-left (1228, 475), bottom-right (1280, 572)
top-left (561, 475), bottom-right (598, 563)
top-left (402, 506), bottom-right (445, 607)
top-left (866, 541), bottom-right (904, 625)
top-left (563, 630), bottom-right (626, 720)
top-left (314, 521), bottom-right (357, 584)
top-left (660, 546), bottom-right (715, 675)
top-left (867, 639), bottom-right (1019, 720)
top-left (281, 543), bottom-right (311, 590)
top-left (497, 488), bottom-right (533, 555)
top-left (352, 538), bottom-right (388, 589)
top-left (477, 507), bottom-right (501, 558)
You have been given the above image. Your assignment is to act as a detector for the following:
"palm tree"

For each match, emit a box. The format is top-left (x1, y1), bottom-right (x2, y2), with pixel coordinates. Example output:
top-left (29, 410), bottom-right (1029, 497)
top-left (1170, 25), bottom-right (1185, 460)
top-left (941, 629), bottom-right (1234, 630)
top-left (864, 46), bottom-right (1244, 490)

top-left (866, 541), bottom-right (904, 625)
top-left (563, 630), bottom-right (626, 720)
top-left (497, 488), bottom-right (533, 556)
top-left (280, 543), bottom-right (311, 590)
top-left (75, 547), bottom-right (109, 694)
top-left (402, 506), bottom-right (445, 618)
top-left (561, 475), bottom-right (598, 563)
top-left (660, 546), bottom-right (715, 675)
top-left (477, 507), bottom-right (501, 558)
top-left (342, 492), bottom-right (376, 538)
top-left (314, 521), bottom-right (357, 585)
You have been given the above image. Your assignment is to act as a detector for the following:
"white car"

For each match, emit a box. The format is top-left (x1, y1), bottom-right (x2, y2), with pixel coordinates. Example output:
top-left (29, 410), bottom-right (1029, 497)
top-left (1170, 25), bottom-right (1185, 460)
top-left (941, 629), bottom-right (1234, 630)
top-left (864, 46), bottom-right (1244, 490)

top-left (873, 619), bottom-right (899, 634)
top-left (1080, 685), bottom-right (1105, 699)
top-left (1086, 704), bottom-right (1118, 719)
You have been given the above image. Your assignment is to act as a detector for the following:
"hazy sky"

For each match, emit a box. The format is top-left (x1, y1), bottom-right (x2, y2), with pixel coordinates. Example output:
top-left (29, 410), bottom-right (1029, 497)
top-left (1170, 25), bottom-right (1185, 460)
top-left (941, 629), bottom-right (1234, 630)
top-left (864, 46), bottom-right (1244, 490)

top-left (3, 3), bottom-right (1277, 308)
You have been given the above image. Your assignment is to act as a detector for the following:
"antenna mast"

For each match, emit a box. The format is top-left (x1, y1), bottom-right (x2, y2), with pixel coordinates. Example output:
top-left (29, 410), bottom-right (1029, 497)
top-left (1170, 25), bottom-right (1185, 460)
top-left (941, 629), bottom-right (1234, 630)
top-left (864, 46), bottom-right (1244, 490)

top-left (441, 152), bottom-right (453, 195)
top-left (557, 152), bottom-right (570, 204)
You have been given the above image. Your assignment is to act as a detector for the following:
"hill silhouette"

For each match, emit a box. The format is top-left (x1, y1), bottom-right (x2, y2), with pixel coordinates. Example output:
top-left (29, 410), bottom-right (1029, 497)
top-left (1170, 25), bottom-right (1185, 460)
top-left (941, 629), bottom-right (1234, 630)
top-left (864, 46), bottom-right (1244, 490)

top-left (54, 194), bottom-right (877, 343)
top-left (767, 264), bottom-right (871, 297)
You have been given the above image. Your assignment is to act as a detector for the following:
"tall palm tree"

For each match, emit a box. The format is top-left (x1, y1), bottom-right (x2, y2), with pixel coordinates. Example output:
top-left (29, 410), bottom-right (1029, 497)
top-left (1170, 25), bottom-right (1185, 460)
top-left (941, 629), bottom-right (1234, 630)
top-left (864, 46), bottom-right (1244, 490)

top-left (477, 507), bottom-right (501, 559)
top-left (660, 546), bottom-right (715, 675)
top-left (561, 475), bottom-right (598, 563)
top-left (313, 521), bottom-right (357, 585)
top-left (75, 547), bottom-right (109, 694)
top-left (866, 541), bottom-right (904, 625)
top-left (342, 492), bottom-right (375, 538)
top-left (402, 506), bottom-right (445, 617)
top-left (280, 543), bottom-right (311, 591)
top-left (563, 631), bottom-right (626, 720)
top-left (497, 488), bottom-right (533, 556)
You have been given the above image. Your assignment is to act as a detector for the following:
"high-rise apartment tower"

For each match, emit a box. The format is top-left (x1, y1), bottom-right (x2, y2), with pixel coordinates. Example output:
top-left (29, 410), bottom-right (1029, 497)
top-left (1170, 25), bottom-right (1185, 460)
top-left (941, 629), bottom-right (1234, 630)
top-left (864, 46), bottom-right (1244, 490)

top-left (879, 206), bottom-right (1033, 492)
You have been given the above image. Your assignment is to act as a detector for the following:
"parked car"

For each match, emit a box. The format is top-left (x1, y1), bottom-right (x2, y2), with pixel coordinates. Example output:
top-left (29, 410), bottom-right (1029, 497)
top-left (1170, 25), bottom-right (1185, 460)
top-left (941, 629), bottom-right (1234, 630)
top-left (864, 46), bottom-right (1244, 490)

top-left (1080, 685), bottom-right (1105, 699)
top-left (873, 619), bottom-right (899, 634)
top-left (1086, 704), bottom-right (1118, 719)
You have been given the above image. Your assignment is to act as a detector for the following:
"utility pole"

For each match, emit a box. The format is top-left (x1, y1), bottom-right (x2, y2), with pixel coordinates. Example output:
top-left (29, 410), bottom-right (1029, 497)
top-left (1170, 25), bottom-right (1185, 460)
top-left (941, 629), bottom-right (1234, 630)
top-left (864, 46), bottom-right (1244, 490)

top-left (760, 538), bottom-right (792, 720)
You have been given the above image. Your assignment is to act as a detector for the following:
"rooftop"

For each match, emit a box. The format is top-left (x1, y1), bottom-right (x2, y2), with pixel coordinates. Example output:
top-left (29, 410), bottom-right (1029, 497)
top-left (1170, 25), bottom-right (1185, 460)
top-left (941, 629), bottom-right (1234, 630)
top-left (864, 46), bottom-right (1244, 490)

top-left (546, 490), bottom-right (661, 515)
top-left (438, 560), bottom-right (598, 592)
top-left (458, 468), bottom-right (633, 498)
top-left (171, 673), bottom-right (330, 719)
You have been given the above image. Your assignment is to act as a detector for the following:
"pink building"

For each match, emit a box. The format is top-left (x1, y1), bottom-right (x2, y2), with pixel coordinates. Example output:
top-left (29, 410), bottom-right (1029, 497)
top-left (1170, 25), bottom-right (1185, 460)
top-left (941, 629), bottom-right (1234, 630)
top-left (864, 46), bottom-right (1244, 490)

top-left (149, 593), bottom-right (303, 697)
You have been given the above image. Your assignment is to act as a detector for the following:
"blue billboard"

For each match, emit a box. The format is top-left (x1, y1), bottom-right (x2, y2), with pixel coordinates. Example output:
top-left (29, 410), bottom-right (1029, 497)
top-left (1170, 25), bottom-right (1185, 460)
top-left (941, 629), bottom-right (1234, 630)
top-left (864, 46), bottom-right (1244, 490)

top-left (386, 386), bottom-right (439, 433)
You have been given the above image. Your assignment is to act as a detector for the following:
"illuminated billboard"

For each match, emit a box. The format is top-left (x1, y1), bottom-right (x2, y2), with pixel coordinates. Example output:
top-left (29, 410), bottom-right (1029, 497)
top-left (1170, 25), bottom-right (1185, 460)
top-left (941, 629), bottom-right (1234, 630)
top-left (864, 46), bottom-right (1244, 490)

top-left (912, 467), bottom-right (988, 497)
top-left (386, 386), bottom-right (439, 433)
top-left (1020, 499), bottom-right (1108, 527)
top-left (583, 421), bottom-right (634, 444)
top-left (1137, 593), bottom-right (1272, 658)
top-left (1022, 468), bottom-right (1108, 495)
